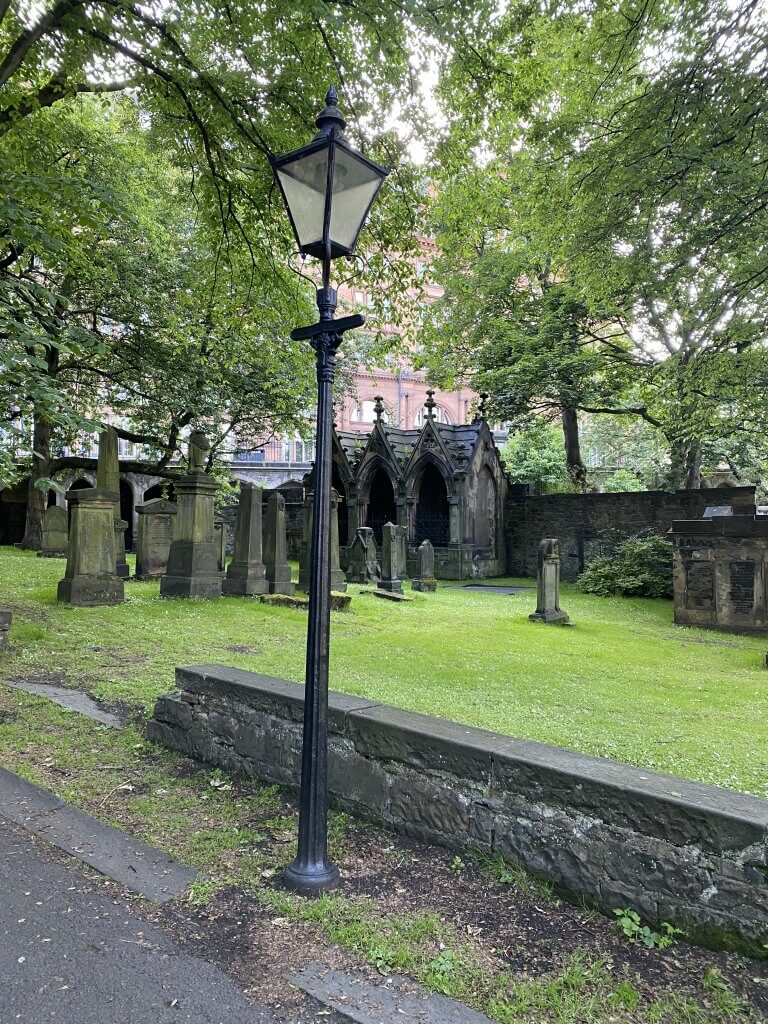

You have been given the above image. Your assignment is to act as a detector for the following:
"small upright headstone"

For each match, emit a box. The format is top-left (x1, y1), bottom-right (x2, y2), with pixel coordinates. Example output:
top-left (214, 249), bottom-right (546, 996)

top-left (160, 430), bottom-right (222, 599)
top-left (380, 522), bottom-right (406, 594)
top-left (347, 527), bottom-right (380, 584)
top-left (134, 498), bottom-right (177, 579)
top-left (96, 427), bottom-right (129, 579)
top-left (0, 608), bottom-right (11, 654)
top-left (412, 539), bottom-right (437, 592)
top-left (298, 490), bottom-right (347, 592)
top-left (57, 487), bottom-right (124, 606)
top-left (38, 505), bottom-right (68, 558)
top-left (529, 538), bottom-right (569, 624)
top-left (222, 483), bottom-right (268, 596)
top-left (214, 521), bottom-right (227, 573)
top-left (264, 491), bottom-right (295, 596)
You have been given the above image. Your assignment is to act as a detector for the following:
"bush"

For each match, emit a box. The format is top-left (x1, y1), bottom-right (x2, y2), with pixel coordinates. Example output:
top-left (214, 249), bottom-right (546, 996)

top-left (577, 533), bottom-right (673, 599)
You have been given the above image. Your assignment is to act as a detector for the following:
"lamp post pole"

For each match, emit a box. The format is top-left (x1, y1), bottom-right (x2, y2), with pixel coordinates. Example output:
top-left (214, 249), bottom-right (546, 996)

top-left (283, 271), bottom-right (343, 894)
top-left (270, 87), bottom-right (388, 895)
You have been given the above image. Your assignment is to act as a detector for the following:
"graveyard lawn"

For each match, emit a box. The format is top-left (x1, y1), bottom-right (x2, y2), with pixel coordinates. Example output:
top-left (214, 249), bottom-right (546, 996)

top-left (1, 545), bottom-right (767, 796)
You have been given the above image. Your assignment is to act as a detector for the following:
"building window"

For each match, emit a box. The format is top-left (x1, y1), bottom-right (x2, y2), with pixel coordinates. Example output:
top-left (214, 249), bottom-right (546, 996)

top-left (414, 406), bottom-right (452, 427)
top-left (352, 401), bottom-right (388, 424)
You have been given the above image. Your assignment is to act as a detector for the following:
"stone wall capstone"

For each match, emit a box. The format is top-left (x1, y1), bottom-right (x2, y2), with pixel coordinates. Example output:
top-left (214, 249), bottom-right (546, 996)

top-left (148, 665), bottom-right (768, 955)
top-left (506, 485), bottom-right (757, 581)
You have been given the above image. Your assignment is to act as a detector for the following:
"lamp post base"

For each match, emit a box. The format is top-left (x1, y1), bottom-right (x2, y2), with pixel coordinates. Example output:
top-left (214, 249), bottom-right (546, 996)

top-left (283, 858), bottom-right (340, 896)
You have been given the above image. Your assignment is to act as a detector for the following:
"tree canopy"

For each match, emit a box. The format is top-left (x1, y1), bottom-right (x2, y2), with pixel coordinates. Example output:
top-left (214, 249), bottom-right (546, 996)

top-left (425, 0), bottom-right (768, 489)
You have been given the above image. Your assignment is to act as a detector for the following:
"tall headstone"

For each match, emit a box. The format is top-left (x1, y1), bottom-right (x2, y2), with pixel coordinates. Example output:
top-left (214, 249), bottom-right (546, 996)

top-left (97, 427), bottom-right (129, 579)
top-left (134, 497), bottom-right (177, 579)
top-left (57, 487), bottom-right (124, 605)
top-left (264, 491), bottom-right (295, 596)
top-left (412, 539), bottom-right (437, 592)
top-left (380, 521), bottom-right (406, 594)
top-left (38, 505), bottom-right (68, 558)
top-left (347, 527), bottom-right (380, 584)
top-left (298, 490), bottom-right (347, 592)
top-left (160, 431), bottom-right (222, 599)
top-left (222, 483), bottom-right (268, 596)
top-left (529, 538), bottom-right (569, 624)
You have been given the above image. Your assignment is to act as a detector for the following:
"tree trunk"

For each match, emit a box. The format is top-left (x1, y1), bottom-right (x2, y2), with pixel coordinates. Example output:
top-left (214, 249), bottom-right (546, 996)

top-left (561, 406), bottom-right (587, 492)
top-left (20, 412), bottom-right (52, 550)
top-left (684, 440), bottom-right (702, 490)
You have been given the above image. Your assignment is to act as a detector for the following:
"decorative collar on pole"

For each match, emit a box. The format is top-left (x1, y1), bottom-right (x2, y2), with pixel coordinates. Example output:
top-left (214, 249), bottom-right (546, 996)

top-left (424, 389), bottom-right (437, 422)
top-left (373, 395), bottom-right (385, 424)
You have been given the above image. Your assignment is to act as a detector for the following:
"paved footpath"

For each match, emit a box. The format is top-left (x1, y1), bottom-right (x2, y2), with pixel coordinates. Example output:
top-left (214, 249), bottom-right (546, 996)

top-left (0, 822), bottom-right (280, 1024)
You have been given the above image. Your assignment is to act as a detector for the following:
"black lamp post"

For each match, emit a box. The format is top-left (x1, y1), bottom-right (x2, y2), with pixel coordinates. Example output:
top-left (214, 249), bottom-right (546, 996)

top-left (270, 87), bottom-right (389, 895)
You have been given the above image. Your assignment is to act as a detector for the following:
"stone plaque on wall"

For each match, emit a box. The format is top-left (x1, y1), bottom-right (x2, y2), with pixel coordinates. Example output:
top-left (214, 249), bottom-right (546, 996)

top-left (729, 560), bottom-right (755, 615)
top-left (685, 560), bottom-right (714, 610)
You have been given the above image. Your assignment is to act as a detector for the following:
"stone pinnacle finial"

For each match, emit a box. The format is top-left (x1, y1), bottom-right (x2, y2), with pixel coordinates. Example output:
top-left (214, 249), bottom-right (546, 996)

top-left (374, 396), bottom-right (385, 423)
top-left (473, 392), bottom-right (489, 423)
top-left (425, 389), bottom-right (436, 422)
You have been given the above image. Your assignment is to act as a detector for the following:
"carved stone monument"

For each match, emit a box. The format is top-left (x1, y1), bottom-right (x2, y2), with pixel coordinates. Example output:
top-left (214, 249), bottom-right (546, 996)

top-left (134, 498), bottom-right (177, 579)
top-left (264, 491), bottom-right (295, 596)
top-left (57, 486), bottom-right (124, 606)
top-left (298, 489), bottom-right (347, 592)
top-left (529, 538), bottom-right (569, 624)
top-left (96, 426), bottom-right (129, 578)
top-left (222, 483), bottom-right (268, 596)
top-left (670, 506), bottom-right (768, 633)
top-left (380, 521), bottom-right (407, 594)
top-left (38, 505), bottom-right (68, 558)
top-left (412, 539), bottom-right (437, 592)
top-left (160, 431), bottom-right (222, 599)
top-left (347, 527), bottom-right (380, 584)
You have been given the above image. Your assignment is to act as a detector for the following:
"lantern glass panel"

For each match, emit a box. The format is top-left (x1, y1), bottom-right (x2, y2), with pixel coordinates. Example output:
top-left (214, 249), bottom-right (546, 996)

top-left (329, 148), bottom-right (384, 252)
top-left (275, 148), bottom-right (329, 252)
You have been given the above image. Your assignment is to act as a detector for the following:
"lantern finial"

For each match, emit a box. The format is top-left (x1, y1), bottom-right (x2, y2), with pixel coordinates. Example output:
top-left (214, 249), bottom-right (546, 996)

top-left (315, 85), bottom-right (346, 136)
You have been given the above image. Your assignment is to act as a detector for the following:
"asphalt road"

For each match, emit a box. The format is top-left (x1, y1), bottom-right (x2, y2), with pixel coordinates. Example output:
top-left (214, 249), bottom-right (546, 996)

top-left (0, 822), bottom-right (279, 1024)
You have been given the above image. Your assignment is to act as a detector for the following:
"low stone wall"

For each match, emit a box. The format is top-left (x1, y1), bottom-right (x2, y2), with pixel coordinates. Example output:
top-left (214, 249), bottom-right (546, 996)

top-left (148, 665), bottom-right (768, 955)
top-left (506, 485), bottom-right (757, 581)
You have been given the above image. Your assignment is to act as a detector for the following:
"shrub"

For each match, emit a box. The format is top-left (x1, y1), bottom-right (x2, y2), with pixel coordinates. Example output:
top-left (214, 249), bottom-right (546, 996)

top-left (577, 533), bottom-right (673, 599)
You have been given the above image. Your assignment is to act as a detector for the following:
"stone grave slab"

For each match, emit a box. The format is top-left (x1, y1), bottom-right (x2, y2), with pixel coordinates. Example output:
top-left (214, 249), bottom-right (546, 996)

top-left (4, 680), bottom-right (123, 728)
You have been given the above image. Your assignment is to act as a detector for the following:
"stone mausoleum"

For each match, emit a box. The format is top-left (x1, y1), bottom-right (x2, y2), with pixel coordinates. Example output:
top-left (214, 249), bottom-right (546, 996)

top-left (324, 393), bottom-right (508, 580)
top-left (670, 495), bottom-right (768, 633)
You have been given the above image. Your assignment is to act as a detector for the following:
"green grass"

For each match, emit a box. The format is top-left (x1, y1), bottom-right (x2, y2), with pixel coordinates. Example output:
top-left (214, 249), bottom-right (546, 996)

top-left (1, 545), bottom-right (767, 794)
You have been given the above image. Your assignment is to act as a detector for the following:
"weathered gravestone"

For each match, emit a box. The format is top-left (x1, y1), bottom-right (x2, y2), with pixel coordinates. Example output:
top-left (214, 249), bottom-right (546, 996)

top-left (264, 491), bottom-right (295, 596)
top-left (529, 538), bottom-right (569, 624)
top-left (0, 608), bottom-right (11, 654)
top-left (96, 427), bottom-right (129, 579)
top-left (298, 489), bottom-right (347, 593)
top-left (134, 498), bottom-right (177, 579)
top-left (670, 506), bottom-right (768, 632)
top-left (379, 522), bottom-right (407, 594)
top-left (412, 539), bottom-right (437, 592)
top-left (38, 505), bottom-right (68, 558)
top-left (214, 521), bottom-right (227, 573)
top-left (347, 527), bottom-right (380, 584)
top-left (57, 487), bottom-right (124, 606)
top-left (160, 431), bottom-right (222, 599)
top-left (222, 482), bottom-right (268, 596)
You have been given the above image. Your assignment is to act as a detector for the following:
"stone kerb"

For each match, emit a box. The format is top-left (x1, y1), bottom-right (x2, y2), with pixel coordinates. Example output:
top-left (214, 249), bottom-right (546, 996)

top-left (148, 665), bottom-right (768, 954)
